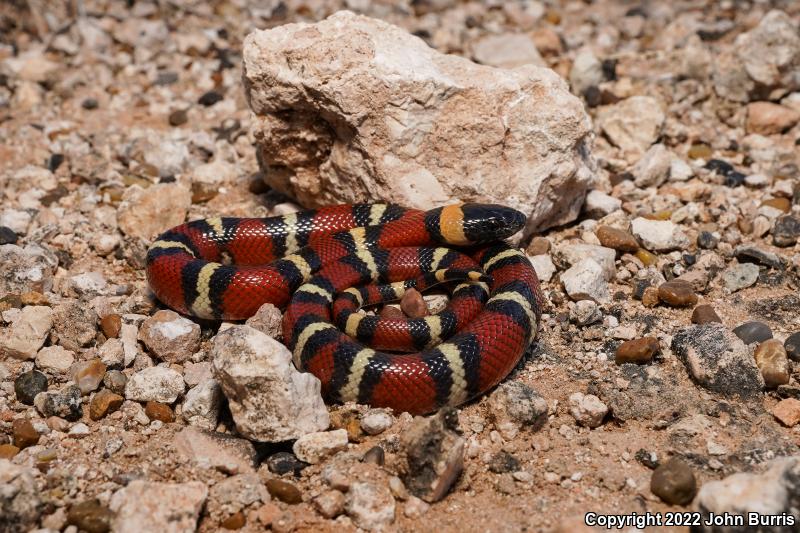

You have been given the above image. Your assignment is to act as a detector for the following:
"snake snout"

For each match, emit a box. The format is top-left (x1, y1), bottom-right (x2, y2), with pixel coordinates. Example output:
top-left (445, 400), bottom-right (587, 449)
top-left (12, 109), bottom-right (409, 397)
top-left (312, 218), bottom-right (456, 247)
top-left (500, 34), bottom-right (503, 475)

top-left (461, 204), bottom-right (527, 243)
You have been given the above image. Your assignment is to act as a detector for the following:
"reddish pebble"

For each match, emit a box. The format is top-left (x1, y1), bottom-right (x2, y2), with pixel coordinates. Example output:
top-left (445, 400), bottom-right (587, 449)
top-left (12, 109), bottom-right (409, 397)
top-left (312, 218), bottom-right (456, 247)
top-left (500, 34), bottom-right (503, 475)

top-left (771, 398), bottom-right (800, 427)
top-left (12, 419), bottom-right (40, 449)
top-left (615, 337), bottom-right (659, 364)
top-left (379, 306), bottom-right (405, 320)
top-left (144, 401), bottom-right (175, 423)
top-left (657, 280), bottom-right (698, 307)
top-left (100, 314), bottom-right (122, 338)
top-left (400, 288), bottom-right (428, 318)
top-left (526, 237), bottom-right (551, 255)
top-left (691, 304), bottom-right (721, 324)
top-left (221, 511), bottom-right (246, 530)
top-left (596, 226), bottom-right (639, 252)
top-left (0, 443), bottom-right (20, 459)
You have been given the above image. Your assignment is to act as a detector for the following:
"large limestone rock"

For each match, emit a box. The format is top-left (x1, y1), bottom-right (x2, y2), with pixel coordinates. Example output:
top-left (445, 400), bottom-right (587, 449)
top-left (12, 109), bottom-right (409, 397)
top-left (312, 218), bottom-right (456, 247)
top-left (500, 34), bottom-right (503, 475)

top-left (243, 11), bottom-right (593, 233)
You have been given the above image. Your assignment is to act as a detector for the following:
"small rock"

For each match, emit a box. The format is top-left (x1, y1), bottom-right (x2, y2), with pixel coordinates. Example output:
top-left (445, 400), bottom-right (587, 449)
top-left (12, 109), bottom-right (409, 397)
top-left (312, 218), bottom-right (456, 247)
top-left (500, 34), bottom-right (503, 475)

top-left (486, 380), bottom-right (548, 432)
top-left (89, 389), bottom-right (124, 420)
top-left (657, 280), bottom-right (698, 307)
top-left (669, 158), bottom-right (694, 181)
top-left (0, 460), bottom-right (43, 532)
top-left (583, 190), bottom-right (621, 218)
top-left (400, 288), bottom-right (428, 318)
top-left (12, 418), bottom-right (39, 449)
top-left (99, 314), bottom-right (122, 339)
top-left (631, 218), bottom-right (689, 252)
top-left (754, 339), bottom-right (790, 388)
top-left (672, 324), bottom-right (764, 398)
top-left (650, 457), bottom-right (697, 506)
top-left (0, 226), bottom-right (17, 245)
top-left (642, 286), bottom-right (660, 307)
top-left (174, 426), bottom-right (257, 474)
top-left (98, 338), bottom-right (125, 369)
top-left (615, 337), bottom-right (659, 364)
top-left (117, 183), bottom-right (192, 240)
top-left (526, 237), bottom-right (551, 256)
top-left (745, 101), bottom-right (800, 135)
top-left (69, 272), bottom-right (107, 297)
top-left (595, 225), bottom-right (639, 252)
top-left (363, 446), bottom-right (385, 466)
top-left (220, 512), bottom-right (245, 530)
top-left (125, 366), bottom-right (185, 403)
top-left (144, 401), bottom-right (175, 423)
top-left (528, 254), bottom-right (556, 283)
top-left (244, 303), bottom-right (283, 339)
top-left (345, 481), bottom-right (396, 531)
top-left (14, 370), bottom-right (48, 405)
top-left (471, 33), bottom-right (544, 69)
top-left (198, 90), bottom-right (223, 106)
top-left (360, 410), bottom-right (394, 435)
top-left (0, 444), bottom-right (19, 459)
top-left (596, 96), bottom-right (665, 157)
top-left (403, 496), bottom-right (430, 519)
top-left (293, 429), bottom-right (349, 464)
top-left (696, 231), bottom-right (719, 250)
top-left (784, 332), bottom-right (800, 362)
top-left (734, 244), bottom-right (783, 269)
top-left (34, 384), bottom-right (83, 421)
top-left (732, 321), bottom-right (773, 344)
top-left (168, 109), bottom-right (188, 127)
top-left (52, 302), bottom-right (98, 351)
top-left (67, 499), bottom-right (113, 533)
top-left (691, 305), bottom-right (722, 324)
top-left (265, 479), bottom-right (303, 504)
top-left (103, 370), bottom-right (127, 395)
top-left (266, 452), bottom-right (307, 476)
top-left (35, 345), bottom-right (75, 373)
top-left (211, 325), bottom-right (329, 442)
top-left (138, 310), bottom-right (201, 363)
top-left (314, 490), bottom-right (345, 519)
top-left (568, 392), bottom-right (608, 428)
top-left (71, 359), bottom-right (107, 395)
top-left (208, 473), bottom-right (267, 523)
top-left (721, 262), bottom-right (760, 292)
top-left (561, 259), bottom-right (610, 302)
top-left (570, 300), bottom-right (602, 326)
top-left (632, 143), bottom-right (672, 187)
top-left (182, 379), bottom-right (222, 430)
top-left (0, 305), bottom-right (53, 359)
top-left (110, 480), bottom-right (207, 533)
top-left (569, 49), bottom-right (604, 96)
top-left (488, 451), bottom-right (521, 474)
top-left (401, 408), bottom-right (464, 503)
top-left (773, 215), bottom-right (800, 247)
top-left (771, 398), bottom-right (800, 427)
top-left (695, 457), bottom-right (800, 529)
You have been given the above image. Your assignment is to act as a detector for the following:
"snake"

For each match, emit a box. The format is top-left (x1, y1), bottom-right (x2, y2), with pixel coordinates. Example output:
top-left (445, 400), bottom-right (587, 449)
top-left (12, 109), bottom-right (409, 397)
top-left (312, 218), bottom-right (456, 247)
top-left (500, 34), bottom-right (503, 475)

top-left (146, 203), bottom-right (543, 414)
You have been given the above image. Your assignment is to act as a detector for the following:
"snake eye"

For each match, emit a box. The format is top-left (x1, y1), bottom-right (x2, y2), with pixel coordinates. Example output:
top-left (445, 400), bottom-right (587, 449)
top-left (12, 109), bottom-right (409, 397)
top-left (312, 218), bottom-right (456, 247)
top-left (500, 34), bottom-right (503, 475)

top-left (460, 204), bottom-right (527, 243)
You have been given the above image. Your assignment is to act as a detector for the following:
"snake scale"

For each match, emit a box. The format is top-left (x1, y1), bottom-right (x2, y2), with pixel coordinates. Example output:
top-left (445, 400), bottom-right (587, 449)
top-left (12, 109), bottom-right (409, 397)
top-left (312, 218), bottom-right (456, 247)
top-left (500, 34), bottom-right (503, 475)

top-left (146, 203), bottom-right (543, 414)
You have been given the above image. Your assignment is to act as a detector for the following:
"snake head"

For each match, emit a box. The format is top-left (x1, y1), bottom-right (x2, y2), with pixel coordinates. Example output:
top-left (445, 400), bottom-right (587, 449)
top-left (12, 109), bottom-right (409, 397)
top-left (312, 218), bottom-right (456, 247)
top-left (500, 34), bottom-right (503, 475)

top-left (429, 203), bottom-right (527, 245)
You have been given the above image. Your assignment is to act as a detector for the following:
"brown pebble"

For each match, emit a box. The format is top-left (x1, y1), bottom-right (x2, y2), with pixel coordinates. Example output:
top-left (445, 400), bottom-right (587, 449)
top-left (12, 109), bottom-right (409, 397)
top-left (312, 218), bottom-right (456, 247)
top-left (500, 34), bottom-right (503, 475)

top-left (761, 197), bottom-right (791, 213)
top-left (650, 457), bottom-right (696, 505)
top-left (99, 314), bottom-right (122, 338)
top-left (691, 304), bottom-right (721, 324)
top-left (168, 108), bottom-right (188, 127)
top-left (400, 288), bottom-right (428, 318)
top-left (379, 306), bottom-right (406, 320)
top-left (635, 249), bottom-right (658, 266)
top-left (771, 398), bottom-right (800, 427)
top-left (595, 226), bottom-right (639, 253)
top-left (526, 237), bottom-right (551, 256)
top-left (266, 478), bottom-right (303, 504)
top-left (72, 359), bottom-right (107, 395)
top-left (737, 216), bottom-right (754, 235)
top-left (144, 401), bottom-right (175, 423)
top-left (641, 287), bottom-right (660, 307)
top-left (657, 280), bottom-right (698, 307)
top-left (20, 291), bottom-right (49, 306)
top-left (67, 499), bottom-right (113, 533)
top-left (615, 337), bottom-right (659, 364)
top-left (688, 143), bottom-right (712, 159)
top-left (221, 511), bottom-right (246, 530)
top-left (12, 418), bottom-right (40, 449)
top-left (89, 389), bottom-right (124, 421)
top-left (363, 446), bottom-right (385, 465)
top-left (753, 339), bottom-right (790, 388)
top-left (0, 443), bottom-right (20, 459)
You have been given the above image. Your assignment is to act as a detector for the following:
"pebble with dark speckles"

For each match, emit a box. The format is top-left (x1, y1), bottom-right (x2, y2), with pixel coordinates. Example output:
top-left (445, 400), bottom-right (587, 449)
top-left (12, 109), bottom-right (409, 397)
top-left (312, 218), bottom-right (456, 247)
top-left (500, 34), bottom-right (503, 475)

top-left (14, 370), bottom-right (48, 405)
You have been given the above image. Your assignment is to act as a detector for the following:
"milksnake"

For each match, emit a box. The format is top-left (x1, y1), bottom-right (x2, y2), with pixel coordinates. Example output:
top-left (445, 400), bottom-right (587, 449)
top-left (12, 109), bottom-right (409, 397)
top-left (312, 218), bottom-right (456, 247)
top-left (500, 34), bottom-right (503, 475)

top-left (146, 203), bottom-right (543, 414)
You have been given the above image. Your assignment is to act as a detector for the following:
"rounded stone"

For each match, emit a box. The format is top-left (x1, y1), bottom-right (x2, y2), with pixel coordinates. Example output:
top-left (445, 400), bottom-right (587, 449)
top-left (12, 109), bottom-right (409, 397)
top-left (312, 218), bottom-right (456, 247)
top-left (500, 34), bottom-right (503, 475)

top-left (657, 280), bottom-right (698, 307)
top-left (99, 314), bottom-right (122, 339)
top-left (266, 478), bottom-right (303, 504)
top-left (784, 332), bottom-right (800, 362)
top-left (0, 226), bottom-right (18, 245)
top-left (168, 109), bottom-right (189, 127)
top-left (691, 305), bottom-right (722, 325)
top-left (12, 418), bottom-right (40, 449)
top-left (103, 370), bottom-right (128, 395)
top-left (732, 321), bottom-right (772, 345)
top-left (14, 370), bottom-right (48, 405)
top-left (0, 443), bottom-right (20, 459)
top-left (753, 339), bottom-right (790, 388)
top-left (144, 401), bottom-right (175, 423)
top-left (266, 452), bottom-right (307, 476)
top-left (66, 499), bottom-right (113, 533)
top-left (615, 337), bottom-right (659, 364)
top-left (400, 288), bottom-right (428, 318)
top-left (363, 446), bottom-right (385, 466)
top-left (360, 410), bottom-right (394, 435)
top-left (595, 225), bottom-right (639, 252)
top-left (696, 231), bottom-right (718, 250)
top-left (650, 457), bottom-right (697, 505)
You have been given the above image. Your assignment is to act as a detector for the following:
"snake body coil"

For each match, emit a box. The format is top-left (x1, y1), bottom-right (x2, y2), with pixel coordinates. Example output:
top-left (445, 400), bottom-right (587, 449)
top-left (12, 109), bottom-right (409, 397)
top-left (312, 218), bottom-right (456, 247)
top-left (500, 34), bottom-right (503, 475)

top-left (146, 203), bottom-right (543, 414)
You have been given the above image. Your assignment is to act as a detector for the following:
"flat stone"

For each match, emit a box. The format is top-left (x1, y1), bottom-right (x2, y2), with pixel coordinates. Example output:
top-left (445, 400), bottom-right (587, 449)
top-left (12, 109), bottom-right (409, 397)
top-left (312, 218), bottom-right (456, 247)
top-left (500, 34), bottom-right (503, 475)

top-left (0, 305), bottom-right (53, 359)
top-left (244, 303), bottom-right (283, 339)
top-left (721, 262), bottom-right (759, 292)
top-left (125, 366), bottom-right (185, 403)
top-left (631, 218), bottom-right (689, 252)
top-left (746, 101), bottom-right (800, 135)
top-left (632, 143), bottom-right (673, 187)
top-left (66, 499), bottom-right (114, 533)
top-left (555, 244), bottom-right (616, 281)
top-left (583, 190), bottom-right (621, 218)
top-left (527, 254), bottom-right (556, 283)
top-left (110, 480), bottom-right (207, 533)
top-left (650, 458), bottom-right (696, 505)
top-left (345, 480), bottom-right (396, 531)
top-left (360, 410), bottom-right (394, 436)
top-left (99, 314), bottom-right (122, 338)
top-left (596, 96), bottom-right (665, 158)
top-left (182, 379), bottom-right (222, 430)
top-left (671, 324), bottom-right (764, 399)
top-left (117, 183), bottom-right (192, 241)
top-left (293, 429), bottom-right (349, 464)
top-left (615, 337), bottom-right (659, 364)
top-left (174, 426), bottom-right (257, 474)
top-left (244, 11), bottom-right (593, 233)
top-left (733, 244), bottom-right (783, 269)
top-left (732, 321), bottom-right (773, 345)
top-left (771, 398), bottom-right (800, 427)
top-left (35, 345), bottom-right (75, 373)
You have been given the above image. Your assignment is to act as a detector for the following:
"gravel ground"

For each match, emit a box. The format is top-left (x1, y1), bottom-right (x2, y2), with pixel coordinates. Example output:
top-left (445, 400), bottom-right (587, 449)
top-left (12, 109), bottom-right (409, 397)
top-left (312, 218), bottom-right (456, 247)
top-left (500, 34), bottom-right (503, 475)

top-left (1, 1), bottom-right (800, 532)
